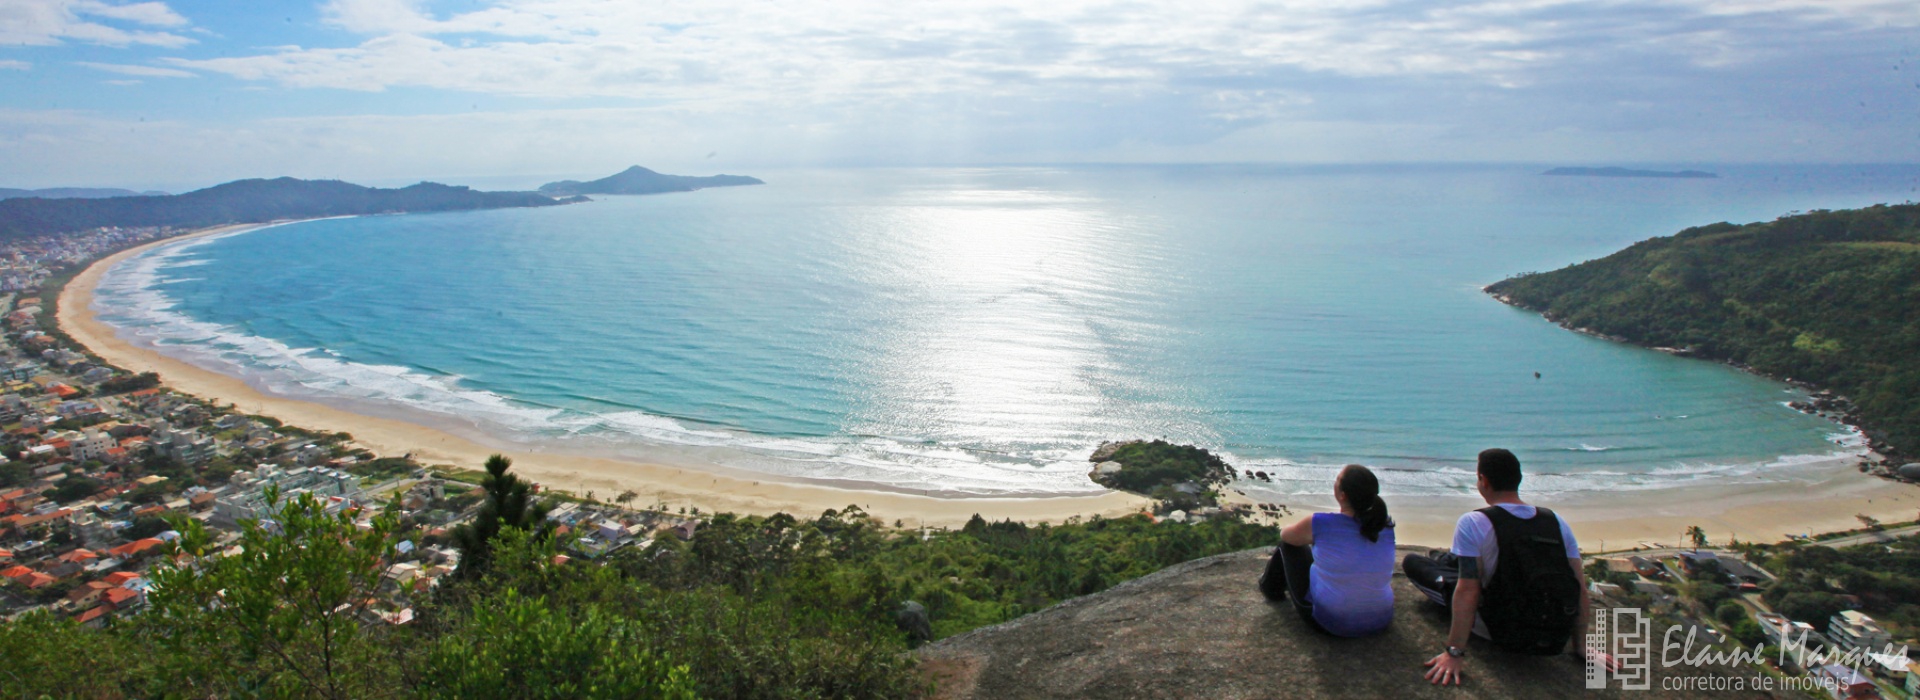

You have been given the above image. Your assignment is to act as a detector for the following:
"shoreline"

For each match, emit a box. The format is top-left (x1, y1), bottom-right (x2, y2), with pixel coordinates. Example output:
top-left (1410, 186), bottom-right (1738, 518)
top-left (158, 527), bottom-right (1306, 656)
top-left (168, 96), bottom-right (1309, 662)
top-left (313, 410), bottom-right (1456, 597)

top-left (61, 223), bottom-right (1151, 528)
top-left (60, 224), bottom-right (1920, 544)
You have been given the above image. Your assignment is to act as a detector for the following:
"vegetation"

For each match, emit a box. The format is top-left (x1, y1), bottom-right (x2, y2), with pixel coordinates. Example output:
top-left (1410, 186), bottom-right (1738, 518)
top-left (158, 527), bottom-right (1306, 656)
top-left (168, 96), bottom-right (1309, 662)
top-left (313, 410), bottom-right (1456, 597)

top-left (1488, 204), bottom-right (1920, 460)
top-left (1749, 532), bottom-right (1920, 640)
top-left (1090, 439), bottom-right (1238, 511)
top-left (1, 457), bottom-right (1278, 698)
top-left (96, 372), bottom-right (161, 395)
top-left (449, 454), bottom-right (553, 579)
top-left (0, 178), bottom-right (567, 239)
top-left (42, 475), bottom-right (103, 503)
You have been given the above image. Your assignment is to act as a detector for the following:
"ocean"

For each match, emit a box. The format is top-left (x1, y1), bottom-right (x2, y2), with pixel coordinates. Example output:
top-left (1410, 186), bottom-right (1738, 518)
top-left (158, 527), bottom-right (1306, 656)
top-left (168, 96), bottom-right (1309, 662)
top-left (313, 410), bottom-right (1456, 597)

top-left (91, 164), bottom-right (1920, 498)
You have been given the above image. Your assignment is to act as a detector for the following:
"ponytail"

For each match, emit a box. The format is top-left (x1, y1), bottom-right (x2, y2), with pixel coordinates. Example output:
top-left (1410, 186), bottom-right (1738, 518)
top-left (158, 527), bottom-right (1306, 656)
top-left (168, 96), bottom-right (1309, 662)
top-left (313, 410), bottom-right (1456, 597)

top-left (1337, 464), bottom-right (1394, 542)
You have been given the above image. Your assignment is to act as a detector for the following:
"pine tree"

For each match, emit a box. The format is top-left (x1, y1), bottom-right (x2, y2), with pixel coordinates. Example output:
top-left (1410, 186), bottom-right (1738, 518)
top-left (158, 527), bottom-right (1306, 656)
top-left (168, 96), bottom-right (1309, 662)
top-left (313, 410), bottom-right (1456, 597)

top-left (452, 454), bottom-right (553, 579)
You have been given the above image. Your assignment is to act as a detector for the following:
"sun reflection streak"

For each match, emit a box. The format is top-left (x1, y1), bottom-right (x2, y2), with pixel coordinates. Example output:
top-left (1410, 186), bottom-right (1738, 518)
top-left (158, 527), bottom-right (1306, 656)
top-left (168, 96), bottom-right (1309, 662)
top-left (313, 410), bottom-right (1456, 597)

top-left (845, 187), bottom-right (1175, 465)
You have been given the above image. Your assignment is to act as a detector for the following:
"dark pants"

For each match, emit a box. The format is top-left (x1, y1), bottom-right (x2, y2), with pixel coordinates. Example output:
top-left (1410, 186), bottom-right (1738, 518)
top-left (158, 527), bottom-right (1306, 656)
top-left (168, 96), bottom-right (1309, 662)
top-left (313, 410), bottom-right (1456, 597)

top-left (1259, 543), bottom-right (1326, 632)
top-left (1403, 551), bottom-right (1460, 608)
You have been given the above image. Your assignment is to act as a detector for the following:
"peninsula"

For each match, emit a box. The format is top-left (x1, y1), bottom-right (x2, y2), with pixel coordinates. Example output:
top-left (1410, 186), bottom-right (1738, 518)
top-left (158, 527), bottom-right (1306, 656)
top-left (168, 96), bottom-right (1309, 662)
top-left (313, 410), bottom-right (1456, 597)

top-left (1487, 203), bottom-right (1920, 469)
top-left (538, 165), bottom-right (764, 196)
top-left (1543, 166), bottom-right (1719, 178)
top-left (0, 177), bottom-right (572, 240)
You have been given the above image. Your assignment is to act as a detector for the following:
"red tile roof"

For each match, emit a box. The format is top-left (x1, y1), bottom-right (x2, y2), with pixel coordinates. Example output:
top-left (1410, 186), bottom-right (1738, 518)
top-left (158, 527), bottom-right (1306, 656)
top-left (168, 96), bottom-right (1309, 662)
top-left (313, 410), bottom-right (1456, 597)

top-left (103, 571), bottom-right (140, 586)
top-left (25, 572), bottom-right (55, 589)
top-left (107, 538), bottom-right (166, 558)
top-left (73, 605), bottom-right (109, 624)
top-left (4, 508), bottom-right (73, 529)
top-left (104, 587), bottom-right (139, 607)
top-left (1, 565), bottom-right (32, 579)
top-left (56, 548), bottom-right (98, 563)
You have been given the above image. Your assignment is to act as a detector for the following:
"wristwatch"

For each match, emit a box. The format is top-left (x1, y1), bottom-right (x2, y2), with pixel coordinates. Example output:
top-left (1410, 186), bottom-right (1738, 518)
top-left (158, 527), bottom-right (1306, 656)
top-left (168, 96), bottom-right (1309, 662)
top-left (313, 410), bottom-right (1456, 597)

top-left (1446, 646), bottom-right (1467, 658)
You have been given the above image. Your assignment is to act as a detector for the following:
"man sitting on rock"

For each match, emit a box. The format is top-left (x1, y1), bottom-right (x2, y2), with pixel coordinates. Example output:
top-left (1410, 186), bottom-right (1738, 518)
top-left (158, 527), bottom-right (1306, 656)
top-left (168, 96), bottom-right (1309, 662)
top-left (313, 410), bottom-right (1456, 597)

top-left (1402, 448), bottom-right (1616, 685)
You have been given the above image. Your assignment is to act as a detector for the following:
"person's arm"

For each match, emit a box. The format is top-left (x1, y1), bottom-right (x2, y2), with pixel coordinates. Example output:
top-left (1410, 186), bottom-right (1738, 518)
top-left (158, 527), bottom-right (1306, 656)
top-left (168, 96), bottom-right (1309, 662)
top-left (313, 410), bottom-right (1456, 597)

top-left (1280, 514), bottom-right (1313, 547)
top-left (1569, 558), bottom-right (1621, 670)
top-left (1424, 557), bottom-right (1480, 685)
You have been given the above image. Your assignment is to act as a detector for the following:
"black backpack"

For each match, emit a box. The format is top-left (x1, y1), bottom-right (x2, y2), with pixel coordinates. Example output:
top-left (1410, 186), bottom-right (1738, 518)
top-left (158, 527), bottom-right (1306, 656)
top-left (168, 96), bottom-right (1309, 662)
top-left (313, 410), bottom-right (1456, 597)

top-left (1478, 506), bottom-right (1582, 655)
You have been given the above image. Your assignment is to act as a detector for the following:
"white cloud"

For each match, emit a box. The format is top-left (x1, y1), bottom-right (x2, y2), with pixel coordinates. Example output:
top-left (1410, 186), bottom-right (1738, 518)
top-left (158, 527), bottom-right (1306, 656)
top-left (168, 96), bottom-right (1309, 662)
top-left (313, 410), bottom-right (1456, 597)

top-left (0, 0), bottom-right (194, 48)
top-left (77, 61), bottom-right (196, 78)
top-left (168, 0), bottom-right (1917, 105)
top-left (72, 1), bottom-right (188, 27)
top-left (0, 60), bottom-right (29, 71)
top-left (5, 0), bottom-right (1915, 181)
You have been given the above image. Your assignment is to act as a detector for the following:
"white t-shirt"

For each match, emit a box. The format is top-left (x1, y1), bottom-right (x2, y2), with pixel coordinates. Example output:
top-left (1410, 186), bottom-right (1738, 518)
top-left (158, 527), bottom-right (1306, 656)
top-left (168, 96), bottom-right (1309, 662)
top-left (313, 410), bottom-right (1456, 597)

top-left (1451, 503), bottom-right (1581, 584)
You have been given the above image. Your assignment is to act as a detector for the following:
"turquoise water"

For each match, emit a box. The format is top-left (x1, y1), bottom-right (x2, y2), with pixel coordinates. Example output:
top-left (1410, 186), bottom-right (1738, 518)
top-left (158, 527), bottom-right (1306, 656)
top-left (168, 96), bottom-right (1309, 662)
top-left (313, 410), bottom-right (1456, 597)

top-left (94, 164), bottom-right (1919, 497)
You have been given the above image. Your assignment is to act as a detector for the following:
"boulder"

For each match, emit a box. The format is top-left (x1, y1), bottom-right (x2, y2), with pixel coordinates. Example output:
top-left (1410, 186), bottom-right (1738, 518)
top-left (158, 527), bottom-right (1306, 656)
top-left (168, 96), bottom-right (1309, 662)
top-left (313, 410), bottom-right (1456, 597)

top-left (898, 600), bottom-right (934, 646)
top-left (919, 548), bottom-right (1759, 699)
top-left (1898, 463), bottom-right (1920, 482)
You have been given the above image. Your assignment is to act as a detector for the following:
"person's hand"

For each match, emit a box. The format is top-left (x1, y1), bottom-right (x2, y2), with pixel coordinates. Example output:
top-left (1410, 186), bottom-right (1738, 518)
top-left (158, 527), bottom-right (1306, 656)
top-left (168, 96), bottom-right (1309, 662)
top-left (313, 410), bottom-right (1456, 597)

top-left (1578, 648), bottom-right (1622, 672)
top-left (1424, 652), bottom-right (1466, 685)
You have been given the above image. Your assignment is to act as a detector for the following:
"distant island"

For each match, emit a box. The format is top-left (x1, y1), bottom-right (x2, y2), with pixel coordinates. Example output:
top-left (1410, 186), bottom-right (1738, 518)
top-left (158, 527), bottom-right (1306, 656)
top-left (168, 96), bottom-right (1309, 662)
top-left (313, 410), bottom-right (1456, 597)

top-left (1543, 167), bottom-right (1718, 179)
top-left (1487, 203), bottom-right (1920, 467)
top-left (539, 165), bottom-right (764, 196)
top-left (0, 187), bottom-right (170, 200)
top-left (0, 177), bottom-right (572, 240)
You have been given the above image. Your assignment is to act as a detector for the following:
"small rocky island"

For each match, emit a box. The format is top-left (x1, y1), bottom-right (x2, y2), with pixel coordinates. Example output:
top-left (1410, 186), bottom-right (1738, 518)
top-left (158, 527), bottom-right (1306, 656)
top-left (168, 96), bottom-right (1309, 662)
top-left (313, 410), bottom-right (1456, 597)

top-left (1088, 440), bottom-right (1239, 517)
top-left (538, 165), bottom-right (764, 196)
top-left (1543, 166), bottom-right (1718, 179)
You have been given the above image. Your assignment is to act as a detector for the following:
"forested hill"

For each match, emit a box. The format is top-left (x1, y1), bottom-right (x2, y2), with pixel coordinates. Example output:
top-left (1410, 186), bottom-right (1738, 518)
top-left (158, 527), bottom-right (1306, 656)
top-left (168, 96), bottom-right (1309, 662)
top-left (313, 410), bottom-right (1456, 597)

top-left (1486, 203), bottom-right (1920, 461)
top-left (0, 177), bottom-right (569, 239)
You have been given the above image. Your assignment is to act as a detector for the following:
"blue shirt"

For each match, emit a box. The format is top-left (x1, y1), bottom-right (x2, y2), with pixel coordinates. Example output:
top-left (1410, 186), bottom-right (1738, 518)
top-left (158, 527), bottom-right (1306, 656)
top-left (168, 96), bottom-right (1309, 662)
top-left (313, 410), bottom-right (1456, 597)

top-left (1308, 512), bottom-right (1396, 637)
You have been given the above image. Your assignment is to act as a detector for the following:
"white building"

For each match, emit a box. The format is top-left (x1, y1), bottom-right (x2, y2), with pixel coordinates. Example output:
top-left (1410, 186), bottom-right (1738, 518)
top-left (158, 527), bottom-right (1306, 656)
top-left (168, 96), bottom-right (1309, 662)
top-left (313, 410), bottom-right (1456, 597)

top-left (71, 430), bottom-right (116, 463)
top-left (1828, 611), bottom-right (1894, 653)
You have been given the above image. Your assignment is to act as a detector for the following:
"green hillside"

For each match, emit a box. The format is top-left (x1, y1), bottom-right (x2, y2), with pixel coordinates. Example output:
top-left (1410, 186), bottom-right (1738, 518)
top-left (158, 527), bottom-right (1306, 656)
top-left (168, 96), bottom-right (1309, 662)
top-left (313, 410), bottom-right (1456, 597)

top-left (1487, 203), bottom-right (1920, 461)
top-left (0, 178), bottom-right (568, 239)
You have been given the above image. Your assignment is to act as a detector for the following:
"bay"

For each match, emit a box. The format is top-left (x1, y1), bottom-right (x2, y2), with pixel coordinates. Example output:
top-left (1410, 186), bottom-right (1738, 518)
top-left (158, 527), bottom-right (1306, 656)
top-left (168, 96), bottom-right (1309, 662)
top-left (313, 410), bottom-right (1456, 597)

top-left (93, 164), bottom-right (1920, 497)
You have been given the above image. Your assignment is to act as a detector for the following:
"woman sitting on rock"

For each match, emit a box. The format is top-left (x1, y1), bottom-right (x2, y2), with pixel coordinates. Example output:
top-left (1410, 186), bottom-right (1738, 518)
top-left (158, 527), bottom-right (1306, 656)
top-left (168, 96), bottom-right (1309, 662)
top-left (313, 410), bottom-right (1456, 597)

top-left (1258, 464), bottom-right (1397, 636)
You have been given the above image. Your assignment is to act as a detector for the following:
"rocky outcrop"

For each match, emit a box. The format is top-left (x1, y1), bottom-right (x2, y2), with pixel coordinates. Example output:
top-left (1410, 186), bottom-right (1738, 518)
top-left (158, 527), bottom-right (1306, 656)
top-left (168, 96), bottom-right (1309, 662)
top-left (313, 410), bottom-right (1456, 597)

top-left (919, 548), bottom-right (1766, 699)
top-left (1088, 440), bottom-right (1141, 463)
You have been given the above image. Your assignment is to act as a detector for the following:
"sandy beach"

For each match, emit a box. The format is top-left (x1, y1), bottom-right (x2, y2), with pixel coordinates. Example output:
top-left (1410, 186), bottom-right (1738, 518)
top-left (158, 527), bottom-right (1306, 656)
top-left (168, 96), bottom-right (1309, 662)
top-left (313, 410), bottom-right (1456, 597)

top-left (59, 224), bottom-right (1920, 544)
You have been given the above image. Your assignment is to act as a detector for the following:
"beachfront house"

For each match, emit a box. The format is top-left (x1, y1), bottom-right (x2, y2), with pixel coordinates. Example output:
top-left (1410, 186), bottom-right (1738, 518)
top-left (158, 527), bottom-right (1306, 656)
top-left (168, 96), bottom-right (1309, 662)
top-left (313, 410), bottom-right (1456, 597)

top-left (1628, 555), bottom-right (1660, 578)
top-left (1829, 611), bottom-right (1894, 653)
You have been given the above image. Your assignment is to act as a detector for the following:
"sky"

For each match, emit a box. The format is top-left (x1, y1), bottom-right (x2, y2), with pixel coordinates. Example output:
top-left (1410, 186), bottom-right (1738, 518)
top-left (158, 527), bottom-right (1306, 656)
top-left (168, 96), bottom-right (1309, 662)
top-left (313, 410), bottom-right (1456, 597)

top-left (1, 0), bottom-right (1917, 190)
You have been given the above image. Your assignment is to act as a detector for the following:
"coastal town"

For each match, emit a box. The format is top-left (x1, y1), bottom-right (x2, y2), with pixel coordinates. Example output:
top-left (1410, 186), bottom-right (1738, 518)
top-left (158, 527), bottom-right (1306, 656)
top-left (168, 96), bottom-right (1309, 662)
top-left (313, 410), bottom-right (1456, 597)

top-left (0, 224), bottom-right (1914, 698)
top-left (0, 225), bottom-right (702, 632)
